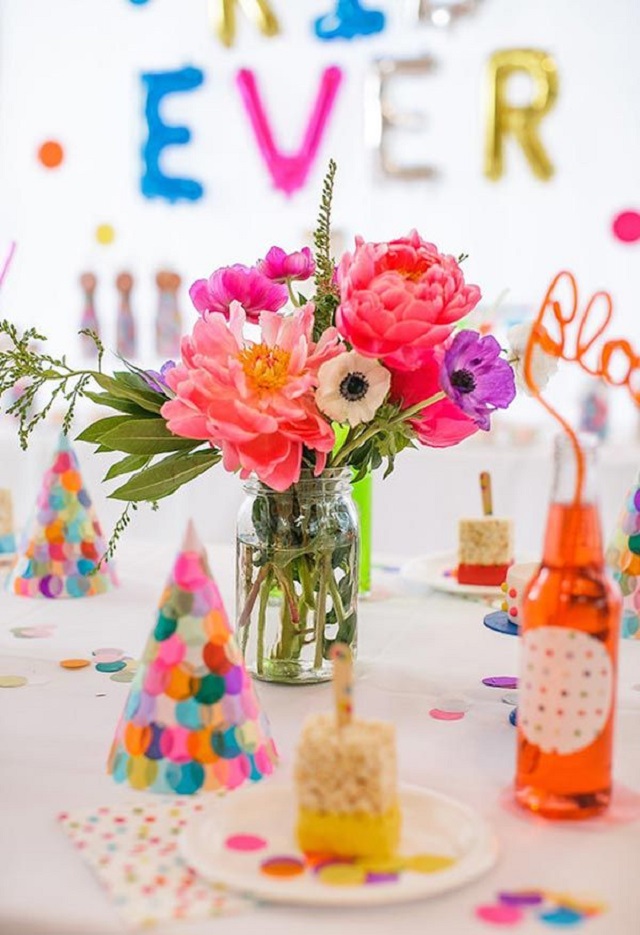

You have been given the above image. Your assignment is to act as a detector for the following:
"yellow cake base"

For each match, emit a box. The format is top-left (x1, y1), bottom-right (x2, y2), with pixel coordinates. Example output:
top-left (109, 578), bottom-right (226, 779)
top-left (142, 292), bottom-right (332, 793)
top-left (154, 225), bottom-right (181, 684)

top-left (296, 804), bottom-right (401, 859)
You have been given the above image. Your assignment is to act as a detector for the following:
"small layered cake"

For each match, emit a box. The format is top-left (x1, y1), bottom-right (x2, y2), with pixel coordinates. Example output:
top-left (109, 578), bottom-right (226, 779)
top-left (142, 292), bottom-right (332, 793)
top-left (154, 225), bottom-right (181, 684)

top-left (458, 517), bottom-right (513, 585)
top-left (294, 712), bottom-right (401, 859)
top-left (500, 561), bottom-right (540, 626)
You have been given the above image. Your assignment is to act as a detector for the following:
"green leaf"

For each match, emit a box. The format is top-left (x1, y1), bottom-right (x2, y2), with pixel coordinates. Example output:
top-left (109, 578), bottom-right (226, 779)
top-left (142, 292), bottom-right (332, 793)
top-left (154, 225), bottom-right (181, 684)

top-left (93, 373), bottom-right (164, 414)
top-left (109, 449), bottom-right (221, 502)
top-left (84, 390), bottom-right (157, 417)
top-left (103, 454), bottom-right (151, 482)
top-left (99, 419), bottom-right (198, 456)
top-left (76, 415), bottom-right (131, 444)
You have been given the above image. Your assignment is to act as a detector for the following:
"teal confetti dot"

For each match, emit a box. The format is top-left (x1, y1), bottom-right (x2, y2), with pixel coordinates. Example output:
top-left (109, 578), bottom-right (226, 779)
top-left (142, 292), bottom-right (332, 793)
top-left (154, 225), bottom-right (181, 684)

top-left (166, 761), bottom-right (204, 795)
top-left (195, 673), bottom-right (225, 705)
top-left (96, 660), bottom-right (127, 673)
top-left (538, 906), bottom-right (585, 926)
top-left (176, 697), bottom-right (204, 730)
top-left (154, 612), bottom-right (177, 642)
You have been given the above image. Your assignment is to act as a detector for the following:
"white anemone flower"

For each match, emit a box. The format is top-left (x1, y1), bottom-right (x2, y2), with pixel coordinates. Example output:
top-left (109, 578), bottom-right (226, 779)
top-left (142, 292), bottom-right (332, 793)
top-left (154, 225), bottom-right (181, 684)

top-left (507, 321), bottom-right (559, 395)
top-left (316, 351), bottom-right (391, 427)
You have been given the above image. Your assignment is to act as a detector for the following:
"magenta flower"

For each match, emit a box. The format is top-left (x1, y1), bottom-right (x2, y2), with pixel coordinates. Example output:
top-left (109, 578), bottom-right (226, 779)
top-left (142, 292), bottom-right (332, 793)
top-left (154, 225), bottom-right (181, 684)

top-left (258, 246), bottom-right (316, 283)
top-left (440, 331), bottom-right (516, 430)
top-left (189, 264), bottom-right (288, 324)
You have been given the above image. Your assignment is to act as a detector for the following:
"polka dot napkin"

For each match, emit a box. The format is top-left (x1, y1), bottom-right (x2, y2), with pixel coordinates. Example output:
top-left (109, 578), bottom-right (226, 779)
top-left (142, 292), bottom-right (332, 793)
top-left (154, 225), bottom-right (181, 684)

top-left (58, 800), bottom-right (250, 929)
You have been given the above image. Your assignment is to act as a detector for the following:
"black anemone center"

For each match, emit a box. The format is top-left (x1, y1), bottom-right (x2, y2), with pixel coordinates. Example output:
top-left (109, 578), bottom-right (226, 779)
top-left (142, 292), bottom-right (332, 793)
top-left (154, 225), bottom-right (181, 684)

top-left (340, 371), bottom-right (369, 402)
top-left (450, 368), bottom-right (476, 394)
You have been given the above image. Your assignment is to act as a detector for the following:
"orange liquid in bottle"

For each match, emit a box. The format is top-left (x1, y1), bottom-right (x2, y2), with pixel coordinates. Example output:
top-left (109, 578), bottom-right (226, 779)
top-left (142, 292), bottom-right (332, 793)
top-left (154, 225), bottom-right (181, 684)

top-left (515, 494), bottom-right (621, 819)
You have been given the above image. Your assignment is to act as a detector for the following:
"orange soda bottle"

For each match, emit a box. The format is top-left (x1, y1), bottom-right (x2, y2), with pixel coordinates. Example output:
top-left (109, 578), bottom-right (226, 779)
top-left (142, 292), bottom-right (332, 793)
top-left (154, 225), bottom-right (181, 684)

top-left (515, 434), bottom-right (621, 819)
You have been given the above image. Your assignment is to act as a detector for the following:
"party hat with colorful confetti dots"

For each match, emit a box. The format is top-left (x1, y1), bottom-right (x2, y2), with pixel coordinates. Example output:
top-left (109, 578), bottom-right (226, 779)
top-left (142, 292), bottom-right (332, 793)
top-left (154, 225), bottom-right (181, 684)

top-left (9, 433), bottom-right (117, 598)
top-left (107, 521), bottom-right (278, 796)
top-left (606, 474), bottom-right (640, 639)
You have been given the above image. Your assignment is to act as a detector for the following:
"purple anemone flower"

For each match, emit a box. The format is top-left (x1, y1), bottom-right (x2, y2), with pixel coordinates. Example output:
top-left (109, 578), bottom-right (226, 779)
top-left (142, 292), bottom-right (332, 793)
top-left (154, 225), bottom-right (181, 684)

top-left (143, 360), bottom-right (176, 395)
top-left (440, 330), bottom-right (516, 430)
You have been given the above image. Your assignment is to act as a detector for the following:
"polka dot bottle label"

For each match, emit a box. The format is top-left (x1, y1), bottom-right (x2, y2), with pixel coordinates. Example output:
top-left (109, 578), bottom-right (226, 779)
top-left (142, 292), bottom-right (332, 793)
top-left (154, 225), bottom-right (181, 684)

top-left (519, 627), bottom-right (613, 755)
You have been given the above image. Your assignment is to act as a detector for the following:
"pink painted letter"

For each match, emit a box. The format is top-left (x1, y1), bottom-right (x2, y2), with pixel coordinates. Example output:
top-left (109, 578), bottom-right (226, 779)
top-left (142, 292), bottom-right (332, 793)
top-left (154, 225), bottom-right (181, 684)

top-left (236, 66), bottom-right (343, 196)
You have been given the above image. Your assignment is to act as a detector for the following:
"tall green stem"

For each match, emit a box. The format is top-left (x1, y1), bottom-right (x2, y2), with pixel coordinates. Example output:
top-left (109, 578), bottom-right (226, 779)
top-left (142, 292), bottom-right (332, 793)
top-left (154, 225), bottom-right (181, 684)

top-left (313, 554), bottom-right (330, 669)
top-left (256, 569), bottom-right (272, 677)
top-left (332, 391), bottom-right (446, 467)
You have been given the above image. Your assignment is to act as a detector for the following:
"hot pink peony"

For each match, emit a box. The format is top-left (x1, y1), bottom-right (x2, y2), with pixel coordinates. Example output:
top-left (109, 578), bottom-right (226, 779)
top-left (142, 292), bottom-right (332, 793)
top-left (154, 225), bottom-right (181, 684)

top-left (258, 246), bottom-right (315, 283)
top-left (389, 349), bottom-right (479, 448)
top-left (189, 264), bottom-right (288, 324)
top-left (161, 304), bottom-right (342, 491)
top-left (336, 231), bottom-right (481, 372)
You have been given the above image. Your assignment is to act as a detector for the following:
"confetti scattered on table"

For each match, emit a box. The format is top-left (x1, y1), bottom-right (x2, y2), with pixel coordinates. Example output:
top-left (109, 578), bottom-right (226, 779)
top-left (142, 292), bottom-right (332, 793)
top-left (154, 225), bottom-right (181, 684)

top-left (11, 625), bottom-right (56, 639)
top-left (404, 854), bottom-right (456, 873)
top-left (110, 670), bottom-right (135, 683)
top-left (476, 888), bottom-right (608, 928)
top-left (429, 708), bottom-right (466, 721)
top-left (509, 708), bottom-right (518, 727)
top-left (539, 906), bottom-right (584, 926)
top-left (260, 856), bottom-right (305, 878)
top-left (59, 658), bottom-right (91, 670)
top-left (433, 694), bottom-right (470, 713)
top-left (225, 834), bottom-right (268, 852)
top-left (476, 902), bottom-right (524, 925)
top-left (499, 890), bottom-right (544, 906)
top-left (483, 676), bottom-right (518, 689)
top-left (502, 692), bottom-right (519, 706)
top-left (93, 646), bottom-right (125, 657)
top-left (95, 660), bottom-right (127, 673)
top-left (0, 675), bottom-right (28, 688)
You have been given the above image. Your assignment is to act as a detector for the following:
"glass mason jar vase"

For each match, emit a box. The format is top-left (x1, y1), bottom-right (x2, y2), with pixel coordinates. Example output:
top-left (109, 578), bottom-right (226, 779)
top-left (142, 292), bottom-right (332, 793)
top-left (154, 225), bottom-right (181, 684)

top-left (236, 469), bottom-right (359, 684)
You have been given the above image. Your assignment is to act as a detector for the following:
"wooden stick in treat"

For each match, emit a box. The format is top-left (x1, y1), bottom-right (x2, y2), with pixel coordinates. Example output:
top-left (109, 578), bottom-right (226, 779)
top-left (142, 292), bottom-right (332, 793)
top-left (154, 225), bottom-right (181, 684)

top-left (480, 471), bottom-right (493, 516)
top-left (330, 643), bottom-right (353, 729)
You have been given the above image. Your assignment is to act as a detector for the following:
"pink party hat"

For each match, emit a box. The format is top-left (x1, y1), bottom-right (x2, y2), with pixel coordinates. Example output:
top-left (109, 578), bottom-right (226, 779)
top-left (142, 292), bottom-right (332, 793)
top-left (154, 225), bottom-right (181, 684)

top-left (9, 433), bottom-right (117, 598)
top-left (107, 521), bottom-right (278, 795)
top-left (606, 473), bottom-right (640, 639)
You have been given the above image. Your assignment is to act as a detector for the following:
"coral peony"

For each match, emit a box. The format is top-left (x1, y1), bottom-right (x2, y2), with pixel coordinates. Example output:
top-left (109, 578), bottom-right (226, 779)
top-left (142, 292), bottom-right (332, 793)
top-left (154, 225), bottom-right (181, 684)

top-left (440, 330), bottom-right (516, 430)
top-left (390, 350), bottom-right (479, 448)
top-left (258, 246), bottom-right (315, 283)
top-left (161, 304), bottom-right (342, 491)
top-left (189, 264), bottom-right (288, 324)
top-left (336, 230), bottom-right (481, 372)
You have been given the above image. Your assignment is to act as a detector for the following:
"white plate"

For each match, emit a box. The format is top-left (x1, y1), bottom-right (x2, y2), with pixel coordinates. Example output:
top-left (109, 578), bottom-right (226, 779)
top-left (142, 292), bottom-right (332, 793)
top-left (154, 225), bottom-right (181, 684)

top-left (400, 551), bottom-right (507, 598)
top-left (181, 782), bottom-right (498, 907)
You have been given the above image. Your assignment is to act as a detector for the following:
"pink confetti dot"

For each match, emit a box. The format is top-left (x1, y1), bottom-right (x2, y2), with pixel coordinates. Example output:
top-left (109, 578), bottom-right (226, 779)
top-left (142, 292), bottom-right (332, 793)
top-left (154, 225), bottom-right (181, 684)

top-left (225, 833), bottom-right (267, 852)
top-left (475, 903), bottom-right (524, 925)
top-left (612, 210), bottom-right (640, 243)
top-left (429, 708), bottom-right (465, 721)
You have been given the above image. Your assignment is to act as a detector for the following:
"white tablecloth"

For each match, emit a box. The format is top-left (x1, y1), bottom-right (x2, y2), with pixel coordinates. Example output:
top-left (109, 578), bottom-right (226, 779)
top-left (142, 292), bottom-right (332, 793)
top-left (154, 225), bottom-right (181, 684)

top-left (1, 543), bottom-right (639, 935)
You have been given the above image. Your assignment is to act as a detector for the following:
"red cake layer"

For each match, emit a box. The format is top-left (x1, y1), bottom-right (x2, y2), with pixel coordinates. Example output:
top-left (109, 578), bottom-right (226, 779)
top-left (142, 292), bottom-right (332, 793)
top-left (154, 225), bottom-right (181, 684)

top-left (457, 563), bottom-right (511, 585)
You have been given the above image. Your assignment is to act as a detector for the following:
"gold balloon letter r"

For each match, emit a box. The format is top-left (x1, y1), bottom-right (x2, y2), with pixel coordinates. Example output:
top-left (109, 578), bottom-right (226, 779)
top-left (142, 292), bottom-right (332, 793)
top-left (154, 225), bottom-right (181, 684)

top-left (211, 0), bottom-right (280, 48)
top-left (484, 49), bottom-right (558, 181)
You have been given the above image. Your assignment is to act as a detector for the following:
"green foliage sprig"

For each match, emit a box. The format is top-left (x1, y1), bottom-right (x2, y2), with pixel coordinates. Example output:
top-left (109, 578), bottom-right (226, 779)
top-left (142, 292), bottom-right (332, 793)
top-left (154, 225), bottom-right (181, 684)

top-left (312, 158), bottom-right (340, 342)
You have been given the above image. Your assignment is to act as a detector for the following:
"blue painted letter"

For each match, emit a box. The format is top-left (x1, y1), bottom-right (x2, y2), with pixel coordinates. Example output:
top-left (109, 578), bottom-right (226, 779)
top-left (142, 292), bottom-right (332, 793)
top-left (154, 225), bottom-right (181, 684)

top-left (141, 67), bottom-right (204, 203)
top-left (314, 0), bottom-right (385, 41)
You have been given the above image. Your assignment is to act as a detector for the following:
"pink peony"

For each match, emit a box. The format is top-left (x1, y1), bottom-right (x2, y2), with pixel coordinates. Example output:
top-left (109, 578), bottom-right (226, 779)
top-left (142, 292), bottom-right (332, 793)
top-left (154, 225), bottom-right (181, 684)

top-left (389, 349), bottom-right (479, 448)
top-left (336, 231), bottom-right (481, 372)
top-left (258, 246), bottom-right (315, 283)
top-left (189, 264), bottom-right (288, 324)
top-left (161, 304), bottom-right (342, 491)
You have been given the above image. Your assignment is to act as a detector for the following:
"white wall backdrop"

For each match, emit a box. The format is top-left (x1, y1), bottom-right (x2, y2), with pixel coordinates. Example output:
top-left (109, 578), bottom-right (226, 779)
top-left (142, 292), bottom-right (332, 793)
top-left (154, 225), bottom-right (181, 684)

top-left (0, 0), bottom-right (639, 557)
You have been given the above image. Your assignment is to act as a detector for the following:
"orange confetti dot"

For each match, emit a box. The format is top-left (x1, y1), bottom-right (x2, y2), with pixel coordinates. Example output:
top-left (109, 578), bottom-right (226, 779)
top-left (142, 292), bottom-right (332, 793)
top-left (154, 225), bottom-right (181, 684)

top-left (260, 856), bottom-right (306, 879)
top-left (59, 658), bottom-right (91, 669)
top-left (187, 729), bottom-right (219, 764)
top-left (61, 470), bottom-right (82, 492)
top-left (38, 140), bottom-right (64, 169)
top-left (165, 664), bottom-right (198, 701)
top-left (124, 722), bottom-right (152, 756)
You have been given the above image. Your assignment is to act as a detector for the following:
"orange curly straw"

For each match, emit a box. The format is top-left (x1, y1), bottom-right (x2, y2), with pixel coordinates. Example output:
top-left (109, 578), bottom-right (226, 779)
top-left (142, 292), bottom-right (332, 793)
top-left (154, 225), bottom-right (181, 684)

top-left (522, 270), bottom-right (629, 505)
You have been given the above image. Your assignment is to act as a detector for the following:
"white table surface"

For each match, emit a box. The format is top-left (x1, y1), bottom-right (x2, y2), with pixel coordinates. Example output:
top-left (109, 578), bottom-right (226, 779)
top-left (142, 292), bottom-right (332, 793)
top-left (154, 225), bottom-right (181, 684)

top-left (1, 542), bottom-right (639, 935)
